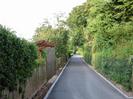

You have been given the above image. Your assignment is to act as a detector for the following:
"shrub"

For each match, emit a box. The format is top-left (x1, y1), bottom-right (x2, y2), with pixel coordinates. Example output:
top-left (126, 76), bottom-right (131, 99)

top-left (37, 49), bottom-right (47, 65)
top-left (93, 48), bottom-right (132, 91)
top-left (0, 25), bottom-right (38, 95)
top-left (83, 45), bottom-right (92, 64)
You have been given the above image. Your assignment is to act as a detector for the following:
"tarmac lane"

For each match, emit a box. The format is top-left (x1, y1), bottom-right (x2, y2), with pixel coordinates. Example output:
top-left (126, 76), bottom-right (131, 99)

top-left (46, 55), bottom-right (127, 99)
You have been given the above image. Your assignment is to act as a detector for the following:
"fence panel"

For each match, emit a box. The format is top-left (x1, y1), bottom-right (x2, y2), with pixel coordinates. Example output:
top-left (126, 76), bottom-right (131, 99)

top-left (45, 48), bottom-right (56, 80)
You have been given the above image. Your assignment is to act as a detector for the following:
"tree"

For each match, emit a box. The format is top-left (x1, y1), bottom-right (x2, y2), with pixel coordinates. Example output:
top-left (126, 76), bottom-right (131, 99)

top-left (33, 14), bottom-right (70, 60)
top-left (67, 2), bottom-right (90, 53)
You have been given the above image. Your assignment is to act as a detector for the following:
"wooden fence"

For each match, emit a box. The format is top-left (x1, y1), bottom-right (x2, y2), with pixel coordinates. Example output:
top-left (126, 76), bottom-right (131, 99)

top-left (1, 47), bottom-right (65, 99)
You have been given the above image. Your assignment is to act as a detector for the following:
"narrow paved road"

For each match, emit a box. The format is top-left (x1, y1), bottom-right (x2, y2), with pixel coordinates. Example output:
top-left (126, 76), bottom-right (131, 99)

top-left (46, 55), bottom-right (126, 99)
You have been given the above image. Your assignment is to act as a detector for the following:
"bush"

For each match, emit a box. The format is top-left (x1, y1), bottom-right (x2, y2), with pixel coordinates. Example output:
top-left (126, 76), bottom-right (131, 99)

top-left (93, 48), bottom-right (132, 91)
top-left (37, 49), bottom-right (47, 65)
top-left (83, 45), bottom-right (92, 64)
top-left (0, 25), bottom-right (38, 94)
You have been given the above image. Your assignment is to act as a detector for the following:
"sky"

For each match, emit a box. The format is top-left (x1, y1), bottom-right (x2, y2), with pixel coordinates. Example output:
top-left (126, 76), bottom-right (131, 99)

top-left (0, 0), bottom-right (86, 40)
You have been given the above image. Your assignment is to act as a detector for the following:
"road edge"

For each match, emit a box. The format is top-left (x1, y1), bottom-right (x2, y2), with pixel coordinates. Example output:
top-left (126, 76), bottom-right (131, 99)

top-left (81, 58), bottom-right (133, 99)
top-left (43, 58), bottom-right (71, 99)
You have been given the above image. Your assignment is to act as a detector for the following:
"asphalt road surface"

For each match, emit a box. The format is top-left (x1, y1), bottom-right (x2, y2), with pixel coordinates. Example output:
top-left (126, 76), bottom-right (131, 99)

top-left (46, 55), bottom-right (127, 99)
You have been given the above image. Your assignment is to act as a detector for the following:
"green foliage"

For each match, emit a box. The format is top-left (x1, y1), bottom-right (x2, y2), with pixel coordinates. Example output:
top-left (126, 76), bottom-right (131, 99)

top-left (83, 45), bottom-right (92, 64)
top-left (54, 27), bottom-right (69, 58)
top-left (87, 0), bottom-right (133, 90)
top-left (67, 3), bottom-right (90, 28)
top-left (67, 2), bottom-right (90, 52)
top-left (37, 49), bottom-right (47, 65)
top-left (0, 25), bottom-right (38, 94)
top-left (42, 49), bottom-right (47, 58)
top-left (71, 32), bottom-right (85, 48)
top-left (93, 51), bottom-right (132, 91)
top-left (33, 16), bottom-right (70, 60)
top-left (33, 25), bottom-right (53, 41)
top-left (110, 0), bottom-right (133, 23)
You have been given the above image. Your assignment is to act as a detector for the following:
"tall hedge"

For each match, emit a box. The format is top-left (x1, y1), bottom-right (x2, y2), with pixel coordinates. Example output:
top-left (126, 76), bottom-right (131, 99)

top-left (0, 25), bottom-right (38, 95)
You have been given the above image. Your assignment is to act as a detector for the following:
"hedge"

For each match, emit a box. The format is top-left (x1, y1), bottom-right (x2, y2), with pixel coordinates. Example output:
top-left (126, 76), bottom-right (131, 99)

top-left (0, 25), bottom-right (38, 95)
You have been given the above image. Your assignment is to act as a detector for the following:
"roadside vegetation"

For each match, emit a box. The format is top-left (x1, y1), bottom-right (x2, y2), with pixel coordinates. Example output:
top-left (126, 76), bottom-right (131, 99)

top-left (0, 0), bottom-right (133, 98)
top-left (67, 0), bottom-right (133, 91)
